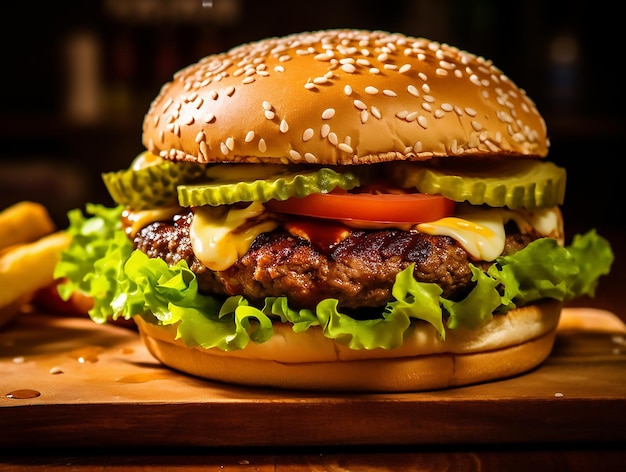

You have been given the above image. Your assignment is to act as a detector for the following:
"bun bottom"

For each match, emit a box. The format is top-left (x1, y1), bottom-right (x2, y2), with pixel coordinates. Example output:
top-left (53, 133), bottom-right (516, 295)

top-left (135, 301), bottom-right (561, 392)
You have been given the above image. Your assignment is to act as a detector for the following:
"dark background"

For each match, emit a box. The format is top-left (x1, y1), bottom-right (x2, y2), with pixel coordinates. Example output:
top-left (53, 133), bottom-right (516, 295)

top-left (0, 0), bottom-right (622, 310)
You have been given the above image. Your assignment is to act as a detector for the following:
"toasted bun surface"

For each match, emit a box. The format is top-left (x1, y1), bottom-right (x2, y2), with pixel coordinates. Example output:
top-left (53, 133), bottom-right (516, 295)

top-left (135, 301), bottom-right (561, 392)
top-left (143, 30), bottom-right (548, 166)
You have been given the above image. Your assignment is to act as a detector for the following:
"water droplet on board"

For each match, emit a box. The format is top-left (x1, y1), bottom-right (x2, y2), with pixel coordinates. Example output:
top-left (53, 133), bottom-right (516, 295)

top-left (67, 346), bottom-right (102, 363)
top-left (6, 389), bottom-right (41, 399)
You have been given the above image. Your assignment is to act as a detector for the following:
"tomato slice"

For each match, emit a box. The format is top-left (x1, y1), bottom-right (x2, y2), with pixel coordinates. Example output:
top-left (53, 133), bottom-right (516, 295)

top-left (265, 189), bottom-right (455, 224)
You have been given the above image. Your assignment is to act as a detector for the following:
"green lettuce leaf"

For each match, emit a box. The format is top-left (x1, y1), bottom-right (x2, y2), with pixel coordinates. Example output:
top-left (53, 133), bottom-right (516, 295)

top-left (55, 204), bottom-right (614, 351)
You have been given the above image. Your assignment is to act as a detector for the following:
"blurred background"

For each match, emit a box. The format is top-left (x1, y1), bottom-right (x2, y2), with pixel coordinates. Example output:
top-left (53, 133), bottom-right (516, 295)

top-left (1, 0), bottom-right (622, 310)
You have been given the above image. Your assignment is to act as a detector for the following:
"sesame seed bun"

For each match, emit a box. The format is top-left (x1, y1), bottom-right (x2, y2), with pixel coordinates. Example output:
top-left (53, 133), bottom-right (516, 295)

top-left (142, 29), bottom-right (549, 166)
top-left (135, 301), bottom-right (561, 392)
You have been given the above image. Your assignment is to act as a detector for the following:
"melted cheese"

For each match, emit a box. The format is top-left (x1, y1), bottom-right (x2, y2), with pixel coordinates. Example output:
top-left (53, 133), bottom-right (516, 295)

top-left (122, 207), bottom-right (180, 238)
top-left (190, 202), bottom-right (277, 271)
top-left (417, 207), bottom-right (506, 261)
top-left (417, 206), bottom-right (563, 261)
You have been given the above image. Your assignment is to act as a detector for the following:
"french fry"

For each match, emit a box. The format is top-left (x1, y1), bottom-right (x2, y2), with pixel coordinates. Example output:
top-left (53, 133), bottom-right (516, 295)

top-left (0, 231), bottom-right (71, 310)
top-left (0, 201), bottom-right (55, 252)
top-left (558, 307), bottom-right (626, 334)
top-left (0, 230), bottom-right (72, 328)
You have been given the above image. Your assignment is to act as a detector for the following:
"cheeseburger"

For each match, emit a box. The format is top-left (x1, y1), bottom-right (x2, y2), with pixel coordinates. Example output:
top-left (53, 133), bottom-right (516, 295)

top-left (56, 29), bottom-right (613, 391)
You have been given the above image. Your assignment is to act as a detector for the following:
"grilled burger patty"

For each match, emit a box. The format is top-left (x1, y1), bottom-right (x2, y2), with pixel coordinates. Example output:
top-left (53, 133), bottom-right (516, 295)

top-left (133, 210), bottom-right (537, 311)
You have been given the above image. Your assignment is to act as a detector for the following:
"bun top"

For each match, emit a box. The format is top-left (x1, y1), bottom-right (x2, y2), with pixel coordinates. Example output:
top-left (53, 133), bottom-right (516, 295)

top-left (143, 29), bottom-right (549, 166)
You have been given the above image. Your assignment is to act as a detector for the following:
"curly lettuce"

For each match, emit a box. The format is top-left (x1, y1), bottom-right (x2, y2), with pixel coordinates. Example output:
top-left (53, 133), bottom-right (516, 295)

top-left (55, 204), bottom-right (614, 351)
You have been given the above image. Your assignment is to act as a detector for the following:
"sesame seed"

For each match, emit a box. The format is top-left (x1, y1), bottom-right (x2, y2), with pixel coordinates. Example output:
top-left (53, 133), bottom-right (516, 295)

top-left (210, 90), bottom-right (218, 100)
top-left (413, 141), bottom-right (423, 153)
top-left (203, 113), bottom-right (215, 123)
top-left (193, 97), bottom-right (204, 109)
top-left (471, 120), bottom-right (482, 131)
top-left (161, 97), bottom-right (173, 113)
top-left (338, 143), bottom-right (353, 153)
top-left (313, 76), bottom-right (329, 85)
top-left (406, 111), bottom-right (418, 121)
top-left (225, 85), bottom-right (235, 96)
top-left (484, 140), bottom-right (499, 152)
top-left (341, 63), bottom-right (356, 73)
top-left (465, 107), bottom-right (477, 117)
top-left (304, 82), bottom-right (316, 90)
top-left (242, 76), bottom-right (255, 84)
top-left (199, 141), bottom-right (208, 160)
top-left (370, 106), bottom-right (381, 119)
top-left (322, 108), bottom-right (336, 120)
top-left (245, 130), bottom-right (255, 142)
top-left (195, 131), bottom-right (205, 143)
top-left (434, 109), bottom-right (444, 118)
top-left (360, 109), bottom-right (369, 123)
top-left (225, 137), bottom-right (235, 151)
top-left (469, 74), bottom-right (482, 86)
top-left (302, 128), bottom-right (314, 141)
top-left (321, 123), bottom-right (330, 138)
top-left (258, 138), bottom-right (267, 152)
top-left (344, 85), bottom-right (353, 96)
top-left (417, 115), bottom-right (428, 129)
top-left (399, 64), bottom-right (411, 73)
top-left (262, 101), bottom-right (272, 110)
top-left (407, 85), bottom-right (419, 97)
top-left (436, 68), bottom-right (448, 76)
top-left (365, 86), bottom-right (379, 95)
top-left (304, 152), bottom-right (316, 163)
top-left (182, 114), bottom-right (194, 125)
top-left (369, 67), bottom-right (380, 74)
top-left (220, 142), bottom-right (229, 155)
top-left (264, 110), bottom-right (275, 120)
top-left (383, 89), bottom-right (397, 97)
top-left (396, 110), bottom-right (409, 119)
top-left (353, 99), bottom-right (367, 110)
top-left (280, 119), bottom-right (289, 133)
top-left (289, 149), bottom-right (302, 160)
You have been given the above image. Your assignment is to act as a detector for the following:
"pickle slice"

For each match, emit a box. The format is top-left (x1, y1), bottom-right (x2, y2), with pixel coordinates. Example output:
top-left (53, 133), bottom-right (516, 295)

top-left (391, 159), bottom-right (566, 209)
top-left (178, 166), bottom-right (360, 206)
top-left (103, 160), bottom-right (206, 210)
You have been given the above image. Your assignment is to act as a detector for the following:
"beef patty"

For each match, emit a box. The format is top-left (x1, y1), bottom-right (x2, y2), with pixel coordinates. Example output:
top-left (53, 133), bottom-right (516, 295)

top-left (133, 210), bottom-right (537, 310)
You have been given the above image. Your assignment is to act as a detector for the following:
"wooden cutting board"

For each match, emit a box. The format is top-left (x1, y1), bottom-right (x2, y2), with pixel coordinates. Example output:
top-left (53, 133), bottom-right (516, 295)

top-left (1, 310), bottom-right (625, 448)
